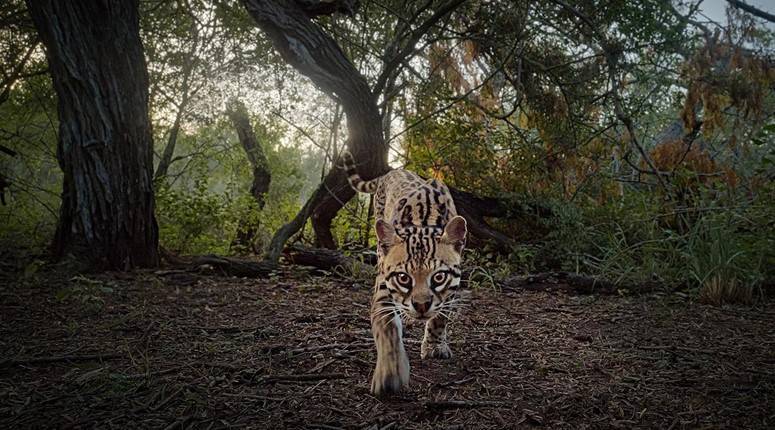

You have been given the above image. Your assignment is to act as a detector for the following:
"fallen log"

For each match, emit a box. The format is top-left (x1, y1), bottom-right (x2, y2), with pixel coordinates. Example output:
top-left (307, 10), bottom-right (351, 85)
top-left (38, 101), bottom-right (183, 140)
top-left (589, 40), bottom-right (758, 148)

top-left (190, 255), bottom-right (275, 277)
top-left (283, 245), bottom-right (375, 277)
top-left (159, 247), bottom-right (276, 278)
top-left (283, 245), bottom-right (357, 270)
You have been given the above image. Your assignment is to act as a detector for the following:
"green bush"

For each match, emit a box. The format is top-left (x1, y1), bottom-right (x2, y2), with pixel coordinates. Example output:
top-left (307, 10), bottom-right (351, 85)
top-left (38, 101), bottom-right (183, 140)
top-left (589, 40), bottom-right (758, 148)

top-left (537, 182), bottom-right (774, 301)
top-left (155, 179), bottom-right (233, 254)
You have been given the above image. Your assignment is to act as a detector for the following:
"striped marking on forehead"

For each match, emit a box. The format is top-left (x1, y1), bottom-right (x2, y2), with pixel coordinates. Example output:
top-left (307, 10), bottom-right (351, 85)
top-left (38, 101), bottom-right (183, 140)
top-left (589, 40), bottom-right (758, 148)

top-left (395, 226), bottom-right (443, 268)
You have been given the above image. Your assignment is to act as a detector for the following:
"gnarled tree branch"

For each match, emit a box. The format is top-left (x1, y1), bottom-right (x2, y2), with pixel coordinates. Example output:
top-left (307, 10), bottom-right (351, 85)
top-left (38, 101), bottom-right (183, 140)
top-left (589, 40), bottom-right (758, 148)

top-left (242, 0), bottom-right (389, 261)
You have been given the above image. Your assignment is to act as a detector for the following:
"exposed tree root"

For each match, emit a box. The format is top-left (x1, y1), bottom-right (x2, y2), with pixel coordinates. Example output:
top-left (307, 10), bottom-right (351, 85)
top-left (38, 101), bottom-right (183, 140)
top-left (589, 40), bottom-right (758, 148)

top-left (159, 247), bottom-right (276, 278)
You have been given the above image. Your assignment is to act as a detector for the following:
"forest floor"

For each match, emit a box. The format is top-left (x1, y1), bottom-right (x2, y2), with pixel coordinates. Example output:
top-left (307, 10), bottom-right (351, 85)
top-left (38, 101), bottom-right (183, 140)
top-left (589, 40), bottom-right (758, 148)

top-left (1, 262), bottom-right (774, 429)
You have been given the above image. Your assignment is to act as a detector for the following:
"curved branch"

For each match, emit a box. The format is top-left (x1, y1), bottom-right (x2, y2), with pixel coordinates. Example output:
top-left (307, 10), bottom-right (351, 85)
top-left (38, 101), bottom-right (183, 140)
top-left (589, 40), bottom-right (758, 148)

top-left (726, 0), bottom-right (775, 23)
top-left (242, 0), bottom-right (390, 260)
top-left (241, 0), bottom-right (387, 167)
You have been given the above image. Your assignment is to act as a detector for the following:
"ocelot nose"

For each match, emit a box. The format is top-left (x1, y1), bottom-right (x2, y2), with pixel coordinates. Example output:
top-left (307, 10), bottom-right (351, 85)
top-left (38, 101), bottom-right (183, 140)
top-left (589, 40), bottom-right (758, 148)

top-left (412, 299), bottom-right (431, 315)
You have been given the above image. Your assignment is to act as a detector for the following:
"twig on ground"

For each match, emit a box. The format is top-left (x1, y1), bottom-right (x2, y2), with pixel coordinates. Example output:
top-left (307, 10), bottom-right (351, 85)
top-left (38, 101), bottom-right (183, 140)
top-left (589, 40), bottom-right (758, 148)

top-left (0, 353), bottom-right (122, 367)
top-left (424, 400), bottom-right (507, 410)
top-left (119, 366), bottom-right (184, 380)
top-left (262, 373), bottom-right (347, 383)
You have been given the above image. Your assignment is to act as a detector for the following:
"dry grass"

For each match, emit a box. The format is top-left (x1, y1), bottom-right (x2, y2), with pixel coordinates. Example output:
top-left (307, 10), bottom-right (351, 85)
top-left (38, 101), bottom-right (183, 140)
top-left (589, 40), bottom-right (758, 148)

top-left (699, 276), bottom-right (754, 305)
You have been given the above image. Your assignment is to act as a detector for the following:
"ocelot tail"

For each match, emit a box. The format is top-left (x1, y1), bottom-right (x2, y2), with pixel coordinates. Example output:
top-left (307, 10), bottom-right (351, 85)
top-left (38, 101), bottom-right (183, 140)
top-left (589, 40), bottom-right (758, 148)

top-left (341, 151), bottom-right (467, 397)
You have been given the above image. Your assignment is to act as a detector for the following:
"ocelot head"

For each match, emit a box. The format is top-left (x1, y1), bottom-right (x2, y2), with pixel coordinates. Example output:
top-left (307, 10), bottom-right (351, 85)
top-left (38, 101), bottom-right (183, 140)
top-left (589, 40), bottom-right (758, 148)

top-left (375, 216), bottom-right (467, 320)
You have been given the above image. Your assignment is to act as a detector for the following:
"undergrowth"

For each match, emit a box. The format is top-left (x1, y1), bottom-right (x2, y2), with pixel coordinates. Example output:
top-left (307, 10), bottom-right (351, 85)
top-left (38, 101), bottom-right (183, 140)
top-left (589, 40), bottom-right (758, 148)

top-left (459, 181), bottom-right (774, 304)
top-left (538, 184), bottom-right (774, 303)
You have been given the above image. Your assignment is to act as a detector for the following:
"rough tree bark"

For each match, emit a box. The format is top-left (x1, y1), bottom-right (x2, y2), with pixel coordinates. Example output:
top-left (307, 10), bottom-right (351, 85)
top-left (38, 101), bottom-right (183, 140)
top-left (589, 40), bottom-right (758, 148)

top-left (27, 0), bottom-right (159, 269)
top-left (226, 99), bottom-right (272, 253)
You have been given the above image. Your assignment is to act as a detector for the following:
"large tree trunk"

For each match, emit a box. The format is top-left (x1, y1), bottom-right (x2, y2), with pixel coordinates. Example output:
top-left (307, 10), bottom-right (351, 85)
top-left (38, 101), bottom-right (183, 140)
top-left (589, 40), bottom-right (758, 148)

top-left (226, 99), bottom-right (272, 253)
top-left (27, 0), bottom-right (159, 269)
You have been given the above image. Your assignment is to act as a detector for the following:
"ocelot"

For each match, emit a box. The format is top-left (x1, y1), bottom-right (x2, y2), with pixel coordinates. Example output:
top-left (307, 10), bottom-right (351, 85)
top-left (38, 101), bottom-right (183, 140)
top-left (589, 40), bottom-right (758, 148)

top-left (342, 151), bottom-right (467, 397)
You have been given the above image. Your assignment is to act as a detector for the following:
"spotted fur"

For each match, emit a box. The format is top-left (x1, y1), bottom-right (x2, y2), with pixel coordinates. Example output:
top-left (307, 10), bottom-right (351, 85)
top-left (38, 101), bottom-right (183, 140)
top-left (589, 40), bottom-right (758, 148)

top-left (342, 151), bottom-right (467, 397)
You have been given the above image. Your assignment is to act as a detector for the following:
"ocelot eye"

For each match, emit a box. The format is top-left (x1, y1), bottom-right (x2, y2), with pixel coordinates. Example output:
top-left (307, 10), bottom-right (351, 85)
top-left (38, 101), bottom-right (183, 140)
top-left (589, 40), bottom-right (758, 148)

top-left (394, 272), bottom-right (412, 288)
top-left (432, 271), bottom-right (448, 286)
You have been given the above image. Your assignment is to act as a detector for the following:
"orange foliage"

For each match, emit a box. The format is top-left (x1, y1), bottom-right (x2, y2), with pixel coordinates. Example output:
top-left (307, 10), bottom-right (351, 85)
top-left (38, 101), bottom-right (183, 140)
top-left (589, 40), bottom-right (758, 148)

top-left (648, 138), bottom-right (740, 191)
top-left (651, 139), bottom-right (716, 176)
top-left (681, 38), bottom-right (774, 139)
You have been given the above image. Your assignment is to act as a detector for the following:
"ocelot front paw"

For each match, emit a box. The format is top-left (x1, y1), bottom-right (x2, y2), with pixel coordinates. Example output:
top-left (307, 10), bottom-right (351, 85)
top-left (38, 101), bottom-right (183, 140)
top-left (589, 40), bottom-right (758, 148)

top-left (421, 341), bottom-right (452, 359)
top-left (370, 357), bottom-right (409, 397)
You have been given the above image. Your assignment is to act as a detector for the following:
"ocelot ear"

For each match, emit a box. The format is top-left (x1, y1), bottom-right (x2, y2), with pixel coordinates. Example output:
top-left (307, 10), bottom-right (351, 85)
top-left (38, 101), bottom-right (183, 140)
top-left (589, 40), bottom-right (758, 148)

top-left (441, 215), bottom-right (467, 253)
top-left (375, 219), bottom-right (397, 254)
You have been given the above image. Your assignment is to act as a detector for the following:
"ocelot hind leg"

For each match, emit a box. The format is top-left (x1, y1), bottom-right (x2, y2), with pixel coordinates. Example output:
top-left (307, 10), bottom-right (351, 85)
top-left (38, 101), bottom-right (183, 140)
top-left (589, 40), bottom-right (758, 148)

top-left (369, 284), bottom-right (409, 396)
top-left (421, 313), bottom-right (452, 359)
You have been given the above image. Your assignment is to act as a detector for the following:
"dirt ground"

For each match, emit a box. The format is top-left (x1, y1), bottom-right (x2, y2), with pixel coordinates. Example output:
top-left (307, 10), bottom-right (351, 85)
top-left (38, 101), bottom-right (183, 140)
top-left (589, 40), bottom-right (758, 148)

top-left (1, 265), bottom-right (774, 429)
